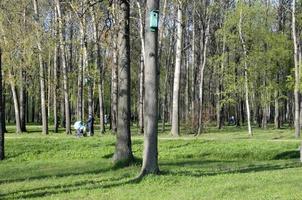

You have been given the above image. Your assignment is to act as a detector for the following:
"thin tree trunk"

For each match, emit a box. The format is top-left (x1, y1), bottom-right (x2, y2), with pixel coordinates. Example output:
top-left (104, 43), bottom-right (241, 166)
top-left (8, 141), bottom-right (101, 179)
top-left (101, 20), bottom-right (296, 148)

top-left (136, 1), bottom-right (145, 135)
top-left (9, 72), bottom-right (22, 134)
top-left (19, 70), bottom-right (27, 132)
top-left (171, 3), bottom-right (183, 137)
top-left (53, 45), bottom-right (59, 133)
top-left (113, 0), bottom-right (133, 163)
top-left (239, 8), bottom-right (252, 136)
top-left (0, 48), bottom-right (4, 160)
top-left (56, 0), bottom-right (71, 134)
top-left (77, 15), bottom-right (86, 122)
top-left (140, 0), bottom-right (160, 177)
top-left (111, 32), bottom-right (118, 134)
top-left (91, 7), bottom-right (105, 134)
top-left (293, 0), bottom-right (300, 137)
top-left (33, 0), bottom-right (48, 135)
top-left (197, 13), bottom-right (210, 135)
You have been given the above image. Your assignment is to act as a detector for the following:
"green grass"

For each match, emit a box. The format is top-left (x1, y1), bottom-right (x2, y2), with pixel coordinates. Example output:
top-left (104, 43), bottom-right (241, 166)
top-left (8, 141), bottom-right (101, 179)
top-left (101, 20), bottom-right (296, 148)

top-left (0, 125), bottom-right (302, 199)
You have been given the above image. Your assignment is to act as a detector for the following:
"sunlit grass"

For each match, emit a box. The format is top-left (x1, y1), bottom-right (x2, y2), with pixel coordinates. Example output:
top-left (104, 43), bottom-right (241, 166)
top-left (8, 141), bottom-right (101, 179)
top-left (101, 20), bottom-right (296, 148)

top-left (0, 124), bottom-right (301, 199)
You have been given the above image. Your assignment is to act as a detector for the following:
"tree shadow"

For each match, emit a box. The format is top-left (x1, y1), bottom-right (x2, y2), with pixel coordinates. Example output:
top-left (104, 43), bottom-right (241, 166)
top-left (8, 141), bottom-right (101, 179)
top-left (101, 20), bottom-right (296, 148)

top-left (0, 166), bottom-right (112, 185)
top-left (160, 159), bottom-right (302, 178)
top-left (273, 150), bottom-right (300, 160)
top-left (0, 174), bottom-right (144, 199)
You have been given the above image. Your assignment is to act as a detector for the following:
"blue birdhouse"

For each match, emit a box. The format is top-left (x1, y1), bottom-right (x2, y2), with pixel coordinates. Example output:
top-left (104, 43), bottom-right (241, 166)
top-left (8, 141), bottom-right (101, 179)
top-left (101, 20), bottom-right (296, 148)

top-left (150, 10), bottom-right (159, 32)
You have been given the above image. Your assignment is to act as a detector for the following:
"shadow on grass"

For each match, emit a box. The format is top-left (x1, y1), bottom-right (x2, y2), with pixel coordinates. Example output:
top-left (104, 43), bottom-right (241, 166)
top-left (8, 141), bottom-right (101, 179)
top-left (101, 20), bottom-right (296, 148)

top-left (160, 159), bottom-right (302, 178)
top-left (274, 150), bottom-right (300, 160)
top-left (0, 166), bottom-right (112, 185)
top-left (1, 158), bottom-right (301, 199)
top-left (0, 174), bottom-right (144, 199)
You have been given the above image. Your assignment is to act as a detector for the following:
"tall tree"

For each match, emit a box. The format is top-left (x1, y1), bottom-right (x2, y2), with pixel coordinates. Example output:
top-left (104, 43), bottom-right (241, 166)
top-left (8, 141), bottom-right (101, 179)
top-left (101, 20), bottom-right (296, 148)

top-left (55, 0), bottom-right (71, 134)
top-left (0, 48), bottom-right (4, 160)
top-left (140, 0), bottom-right (160, 176)
top-left (113, 0), bottom-right (134, 163)
top-left (238, 6), bottom-right (252, 136)
top-left (171, 1), bottom-right (183, 137)
top-left (292, 0), bottom-right (300, 138)
top-left (33, 0), bottom-right (48, 134)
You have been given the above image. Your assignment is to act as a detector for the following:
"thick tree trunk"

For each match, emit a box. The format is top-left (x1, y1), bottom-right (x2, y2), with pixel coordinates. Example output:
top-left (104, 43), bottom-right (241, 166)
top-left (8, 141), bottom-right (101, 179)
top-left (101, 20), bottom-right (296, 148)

top-left (171, 4), bottom-right (183, 137)
top-left (56, 0), bottom-right (71, 134)
top-left (113, 0), bottom-right (133, 163)
top-left (239, 9), bottom-right (252, 136)
top-left (33, 0), bottom-right (48, 135)
top-left (140, 0), bottom-right (160, 176)
top-left (0, 48), bottom-right (4, 160)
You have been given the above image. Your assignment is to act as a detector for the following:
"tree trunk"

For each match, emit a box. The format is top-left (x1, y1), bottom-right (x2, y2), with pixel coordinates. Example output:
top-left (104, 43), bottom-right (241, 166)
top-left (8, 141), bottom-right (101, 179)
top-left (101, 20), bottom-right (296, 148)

top-left (9, 72), bottom-right (22, 134)
top-left (33, 0), bottom-right (48, 135)
top-left (239, 8), bottom-right (252, 136)
top-left (19, 70), bottom-right (27, 132)
top-left (77, 15), bottom-right (86, 122)
top-left (56, 0), bottom-right (71, 134)
top-left (91, 7), bottom-right (105, 134)
top-left (0, 48), bottom-right (4, 160)
top-left (113, 0), bottom-right (133, 163)
top-left (111, 33), bottom-right (118, 134)
top-left (53, 44), bottom-right (59, 133)
top-left (136, 1), bottom-right (145, 135)
top-left (197, 13), bottom-right (210, 135)
top-left (140, 0), bottom-right (160, 176)
top-left (292, 0), bottom-right (300, 137)
top-left (171, 3), bottom-right (183, 137)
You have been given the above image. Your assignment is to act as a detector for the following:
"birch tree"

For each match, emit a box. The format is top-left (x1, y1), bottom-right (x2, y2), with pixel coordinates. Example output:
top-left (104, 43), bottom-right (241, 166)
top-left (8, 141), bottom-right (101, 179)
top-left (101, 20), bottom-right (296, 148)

top-left (171, 1), bottom-right (183, 137)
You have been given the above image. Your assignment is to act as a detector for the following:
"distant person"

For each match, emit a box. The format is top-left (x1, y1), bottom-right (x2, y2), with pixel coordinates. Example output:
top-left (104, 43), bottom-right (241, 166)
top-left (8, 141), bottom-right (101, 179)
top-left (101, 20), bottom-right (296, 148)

top-left (229, 116), bottom-right (235, 125)
top-left (74, 121), bottom-right (85, 138)
top-left (104, 114), bottom-right (108, 124)
top-left (87, 114), bottom-right (94, 136)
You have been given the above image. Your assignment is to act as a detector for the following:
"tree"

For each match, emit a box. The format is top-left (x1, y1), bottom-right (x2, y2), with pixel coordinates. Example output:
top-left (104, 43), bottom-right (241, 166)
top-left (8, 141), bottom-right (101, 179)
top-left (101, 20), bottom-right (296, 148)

top-left (0, 48), bottom-right (4, 160)
top-left (55, 0), bottom-right (71, 134)
top-left (238, 6), bottom-right (252, 136)
top-left (292, 0), bottom-right (300, 138)
top-left (140, 0), bottom-right (160, 176)
top-left (171, 1), bottom-right (183, 137)
top-left (113, 0), bottom-right (134, 163)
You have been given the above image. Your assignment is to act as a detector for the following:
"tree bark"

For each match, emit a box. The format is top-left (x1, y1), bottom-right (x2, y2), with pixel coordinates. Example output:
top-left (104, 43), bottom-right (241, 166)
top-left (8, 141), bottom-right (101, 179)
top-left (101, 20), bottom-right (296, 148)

top-left (239, 8), bottom-right (252, 136)
top-left (171, 3), bottom-right (183, 137)
top-left (0, 48), bottom-right (4, 160)
top-left (140, 0), bottom-right (160, 176)
top-left (113, 0), bottom-right (133, 163)
top-left (197, 11), bottom-right (210, 135)
top-left (292, 0), bottom-right (300, 138)
top-left (33, 0), bottom-right (48, 134)
top-left (19, 70), bottom-right (27, 132)
top-left (111, 30), bottom-right (118, 133)
top-left (9, 71), bottom-right (22, 133)
top-left (56, 0), bottom-right (71, 134)
top-left (91, 7), bottom-right (105, 134)
top-left (136, 1), bottom-right (145, 135)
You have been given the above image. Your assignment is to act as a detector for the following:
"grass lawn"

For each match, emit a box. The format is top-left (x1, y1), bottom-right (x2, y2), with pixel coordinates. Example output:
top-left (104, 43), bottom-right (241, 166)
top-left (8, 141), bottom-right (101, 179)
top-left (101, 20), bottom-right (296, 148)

top-left (0, 125), bottom-right (302, 199)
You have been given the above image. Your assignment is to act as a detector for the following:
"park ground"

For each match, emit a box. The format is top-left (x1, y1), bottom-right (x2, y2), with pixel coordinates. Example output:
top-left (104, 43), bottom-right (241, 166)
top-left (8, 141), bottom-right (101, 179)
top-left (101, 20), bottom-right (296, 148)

top-left (0, 125), bottom-right (302, 200)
